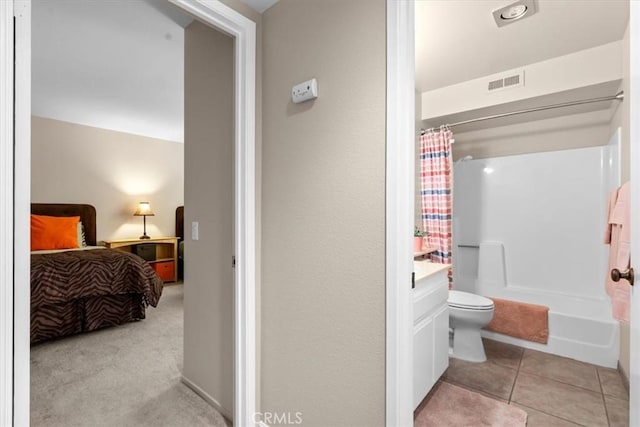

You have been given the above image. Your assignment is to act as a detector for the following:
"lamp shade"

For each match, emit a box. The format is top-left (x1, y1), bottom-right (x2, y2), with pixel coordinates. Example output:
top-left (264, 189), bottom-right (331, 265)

top-left (134, 202), bottom-right (155, 216)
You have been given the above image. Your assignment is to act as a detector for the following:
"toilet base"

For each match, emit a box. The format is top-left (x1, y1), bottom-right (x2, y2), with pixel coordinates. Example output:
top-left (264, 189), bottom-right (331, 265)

top-left (451, 327), bottom-right (487, 362)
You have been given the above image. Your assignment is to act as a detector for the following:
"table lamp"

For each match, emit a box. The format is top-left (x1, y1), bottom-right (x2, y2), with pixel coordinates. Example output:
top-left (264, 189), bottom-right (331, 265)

top-left (134, 201), bottom-right (154, 240)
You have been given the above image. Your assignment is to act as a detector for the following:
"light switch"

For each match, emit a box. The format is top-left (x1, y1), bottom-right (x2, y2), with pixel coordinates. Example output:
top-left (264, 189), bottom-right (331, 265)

top-left (191, 221), bottom-right (199, 240)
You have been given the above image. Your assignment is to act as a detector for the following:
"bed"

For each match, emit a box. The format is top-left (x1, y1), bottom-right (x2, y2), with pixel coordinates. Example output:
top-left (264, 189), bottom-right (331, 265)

top-left (30, 203), bottom-right (164, 344)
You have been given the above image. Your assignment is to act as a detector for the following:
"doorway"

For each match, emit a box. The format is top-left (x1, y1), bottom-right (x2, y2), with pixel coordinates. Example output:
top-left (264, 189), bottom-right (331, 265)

top-left (3, 0), bottom-right (257, 425)
top-left (396, 2), bottom-right (639, 425)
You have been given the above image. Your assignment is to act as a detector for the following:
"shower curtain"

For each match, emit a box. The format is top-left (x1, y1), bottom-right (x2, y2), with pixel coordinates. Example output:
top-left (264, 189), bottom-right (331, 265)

top-left (420, 127), bottom-right (453, 281)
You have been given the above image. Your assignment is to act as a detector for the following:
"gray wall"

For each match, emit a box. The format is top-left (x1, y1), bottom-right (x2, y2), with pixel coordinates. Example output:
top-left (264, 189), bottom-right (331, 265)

top-left (261, 0), bottom-right (386, 425)
top-left (183, 20), bottom-right (235, 417)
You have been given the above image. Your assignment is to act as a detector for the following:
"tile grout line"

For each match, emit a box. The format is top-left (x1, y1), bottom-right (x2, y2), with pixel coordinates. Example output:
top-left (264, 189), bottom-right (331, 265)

top-left (507, 348), bottom-right (525, 404)
top-left (483, 342), bottom-right (613, 426)
top-left (518, 368), bottom-right (606, 395)
top-left (513, 402), bottom-right (588, 427)
top-left (510, 349), bottom-right (601, 426)
top-left (596, 368), bottom-right (612, 427)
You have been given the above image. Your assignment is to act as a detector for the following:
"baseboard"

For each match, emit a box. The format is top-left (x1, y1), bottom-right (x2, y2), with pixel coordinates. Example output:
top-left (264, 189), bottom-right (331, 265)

top-left (181, 375), bottom-right (233, 421)
top-left (618, 361), bottom-right (630, 393)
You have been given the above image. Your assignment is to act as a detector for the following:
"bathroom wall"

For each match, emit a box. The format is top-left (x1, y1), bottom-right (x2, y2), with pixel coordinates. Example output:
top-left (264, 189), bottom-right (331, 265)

top-left (451, 109), bottom-right (613, 160)
top-left (415, 108), bottom-right (612, 230)
top-left (453, 140), bottom-right (619, 315)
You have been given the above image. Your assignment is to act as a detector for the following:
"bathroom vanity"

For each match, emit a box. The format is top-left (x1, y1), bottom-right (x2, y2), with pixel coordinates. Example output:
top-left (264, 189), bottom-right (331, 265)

top-left (413, 260), bottom-right (450, 409)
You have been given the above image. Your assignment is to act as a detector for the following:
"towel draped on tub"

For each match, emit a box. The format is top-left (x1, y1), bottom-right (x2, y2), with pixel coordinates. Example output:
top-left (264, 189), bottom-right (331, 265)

top-left (484, 298), bottom-right (549, 344)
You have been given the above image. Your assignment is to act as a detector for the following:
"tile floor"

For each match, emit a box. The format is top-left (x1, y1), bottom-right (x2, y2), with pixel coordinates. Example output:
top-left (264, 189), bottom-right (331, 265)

top-left (433, 338), bottom-right (629, 427)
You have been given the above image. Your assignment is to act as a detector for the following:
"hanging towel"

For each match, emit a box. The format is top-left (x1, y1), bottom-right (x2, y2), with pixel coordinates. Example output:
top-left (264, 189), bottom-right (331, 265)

top-left (605, 181), bottom-right (631, 322)
top-left (604, 187), bottom-right (619, 245)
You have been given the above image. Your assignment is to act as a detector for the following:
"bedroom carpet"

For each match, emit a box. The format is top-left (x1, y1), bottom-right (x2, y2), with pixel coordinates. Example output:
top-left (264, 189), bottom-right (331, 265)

top-left (31, 284), bottom-right (229, 427)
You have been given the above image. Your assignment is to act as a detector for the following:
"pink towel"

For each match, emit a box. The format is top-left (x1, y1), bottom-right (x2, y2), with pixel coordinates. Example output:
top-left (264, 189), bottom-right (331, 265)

top-left (604, 188), bottom-right (618, 244)
top-left (485, 298), bottom-right (549, 344)
top-left (605, 182), bottom-right (631, 322)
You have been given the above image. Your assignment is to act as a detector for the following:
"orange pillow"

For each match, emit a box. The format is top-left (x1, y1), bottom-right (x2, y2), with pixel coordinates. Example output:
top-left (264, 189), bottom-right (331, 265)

top-left (31, 215), bottom-right (80, 251)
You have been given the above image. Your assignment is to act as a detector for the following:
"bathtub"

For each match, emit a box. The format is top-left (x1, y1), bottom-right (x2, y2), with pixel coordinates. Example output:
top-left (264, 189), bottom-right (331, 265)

top-left (454, 240), bottom-right (620, 369)
top-left (474, 278), bottom-right (619, 368)
top-left (452, 140), bottom-right (621, 368)
top-left (453, 242), bottom-right (620, 368)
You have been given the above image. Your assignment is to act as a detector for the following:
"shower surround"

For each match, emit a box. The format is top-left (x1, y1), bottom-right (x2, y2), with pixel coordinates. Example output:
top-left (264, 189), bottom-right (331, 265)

top-left (452, 131), bottom-right (621, 367)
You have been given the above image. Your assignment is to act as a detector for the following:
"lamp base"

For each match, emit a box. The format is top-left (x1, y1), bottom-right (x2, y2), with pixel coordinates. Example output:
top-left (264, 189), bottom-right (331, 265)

top-left (139, 234), bottom-right (151, 240)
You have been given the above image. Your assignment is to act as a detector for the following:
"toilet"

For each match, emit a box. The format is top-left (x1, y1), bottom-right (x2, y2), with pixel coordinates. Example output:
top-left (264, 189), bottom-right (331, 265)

top-left (448, 290), bottom-right (495, 362)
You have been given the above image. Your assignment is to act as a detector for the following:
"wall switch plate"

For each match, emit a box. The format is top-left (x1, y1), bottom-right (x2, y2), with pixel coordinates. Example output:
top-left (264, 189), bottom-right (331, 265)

top-left (292, 78), bottom-right (318, 104)
top-left (191, 221), bottom-right (199, 240)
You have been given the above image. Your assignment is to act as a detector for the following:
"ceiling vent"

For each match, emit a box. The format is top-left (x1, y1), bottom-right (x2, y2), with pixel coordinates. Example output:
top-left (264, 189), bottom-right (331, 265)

top-left (487, 70), bottom-right (525, 92)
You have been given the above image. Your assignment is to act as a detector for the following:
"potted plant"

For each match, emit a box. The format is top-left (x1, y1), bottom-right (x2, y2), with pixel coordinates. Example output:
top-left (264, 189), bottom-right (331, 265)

top-left (414, 227), bottom-right (427, 253)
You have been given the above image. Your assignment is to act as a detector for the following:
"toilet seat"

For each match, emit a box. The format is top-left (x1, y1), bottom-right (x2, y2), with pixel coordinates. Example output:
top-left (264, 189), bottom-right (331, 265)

top-left (448, 290), bottom-right (494, 311)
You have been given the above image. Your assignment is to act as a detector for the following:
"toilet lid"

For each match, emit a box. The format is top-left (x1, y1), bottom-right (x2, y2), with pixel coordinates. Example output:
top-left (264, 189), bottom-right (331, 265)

top-left (448, 290), bottom-right (494, 310)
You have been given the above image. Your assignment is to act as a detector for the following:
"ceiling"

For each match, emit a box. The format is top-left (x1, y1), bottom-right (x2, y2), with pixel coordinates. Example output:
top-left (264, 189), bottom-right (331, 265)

top-left (240, 0), bottom-right (279, 13)
top-left (32, 0), bottom-right (192, 142)
top-left (33, 1), bottom-right (630, 142)
top-left (32, 0), bottom-right (279, 143)
top-left (415, 0), bottom-right (629, 93)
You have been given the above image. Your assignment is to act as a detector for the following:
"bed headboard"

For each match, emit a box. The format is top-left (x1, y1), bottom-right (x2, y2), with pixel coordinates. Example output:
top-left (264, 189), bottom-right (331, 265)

top-left (31, 203), bottom-right (97, 246)
top-left (176, 206), bottom-right (184, 240)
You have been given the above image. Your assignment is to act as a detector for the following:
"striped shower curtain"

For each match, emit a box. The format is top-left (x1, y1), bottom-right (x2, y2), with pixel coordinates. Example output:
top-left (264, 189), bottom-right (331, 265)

top-left (420, 128), bottom-right (453, 280)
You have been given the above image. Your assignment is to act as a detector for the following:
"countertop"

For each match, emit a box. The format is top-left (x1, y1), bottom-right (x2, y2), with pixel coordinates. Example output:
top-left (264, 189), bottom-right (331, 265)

top-left (414, 259), bottom-right (450, 282)
top-left (413, 246), bottom-right (438, 258)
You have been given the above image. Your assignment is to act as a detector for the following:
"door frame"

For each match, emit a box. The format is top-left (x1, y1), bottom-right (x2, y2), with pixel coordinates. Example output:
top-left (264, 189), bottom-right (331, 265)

top-left (2, 1), bottom-right (30, 425)
top-left (385, 0), bottom-right (415, 425)
top-left (0, 1), bottom-right (17, 425)
top-left (629, 1), bottom-right (639, 424)
top-left (1, 0), bottom-right (258, 425)
top-left (168, 2), bottom-right (257, 424)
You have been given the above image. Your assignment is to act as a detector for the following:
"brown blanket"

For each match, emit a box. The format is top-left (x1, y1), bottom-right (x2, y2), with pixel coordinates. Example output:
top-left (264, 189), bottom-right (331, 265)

top-left (31, 249), bottom-right (163, 343)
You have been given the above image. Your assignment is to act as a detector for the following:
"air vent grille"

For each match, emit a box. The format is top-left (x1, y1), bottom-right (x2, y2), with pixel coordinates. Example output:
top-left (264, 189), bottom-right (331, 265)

top-left (487, 70), bottom-right (525, 92)
top-left (504, 74), bottom-right (520, 87)
top-left (488, 79), bottom-right (504, 91)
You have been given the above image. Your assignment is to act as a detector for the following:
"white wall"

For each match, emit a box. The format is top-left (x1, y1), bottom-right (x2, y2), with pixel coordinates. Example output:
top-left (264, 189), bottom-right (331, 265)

top-left (261, 0), bottom-right (386, 424)
top-left (451, 109), bottom-right (613, 160)
top-left (421, 41), bottom-right (622, 123)
top-left (31, 116), bottom-right (183, 242)
top-left (453, 143), bottom-right (619, 316)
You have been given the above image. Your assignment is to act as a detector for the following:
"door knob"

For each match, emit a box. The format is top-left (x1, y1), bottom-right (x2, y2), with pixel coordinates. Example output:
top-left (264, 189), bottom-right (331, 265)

top-left (611, 267), bottom-right (634, 286)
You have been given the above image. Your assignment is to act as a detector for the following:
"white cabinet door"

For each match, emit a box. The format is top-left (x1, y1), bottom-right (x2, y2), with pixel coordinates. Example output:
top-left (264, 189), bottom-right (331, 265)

top-left (433, 305), bottom-right (449, 381)
top-left (413, 315), bottom-right (434, 409)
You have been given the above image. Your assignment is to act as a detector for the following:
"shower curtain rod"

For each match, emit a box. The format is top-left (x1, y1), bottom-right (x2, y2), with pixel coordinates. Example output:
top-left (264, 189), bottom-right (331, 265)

top-left (420, 91), bottom-right (624, 135)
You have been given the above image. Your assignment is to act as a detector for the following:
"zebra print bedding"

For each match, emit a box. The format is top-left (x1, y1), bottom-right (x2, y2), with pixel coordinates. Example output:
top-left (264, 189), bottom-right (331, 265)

top-left (31, 248), bottom-right (163, 344)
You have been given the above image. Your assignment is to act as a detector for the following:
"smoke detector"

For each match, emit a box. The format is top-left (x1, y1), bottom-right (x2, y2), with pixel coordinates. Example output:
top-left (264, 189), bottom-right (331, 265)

top-left (493, 0), bottom-right (537, 27)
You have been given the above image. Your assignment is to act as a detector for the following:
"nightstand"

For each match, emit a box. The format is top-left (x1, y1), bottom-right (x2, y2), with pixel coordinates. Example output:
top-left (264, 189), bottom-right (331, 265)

top-left (103, 237), bottom-right (179, 283)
